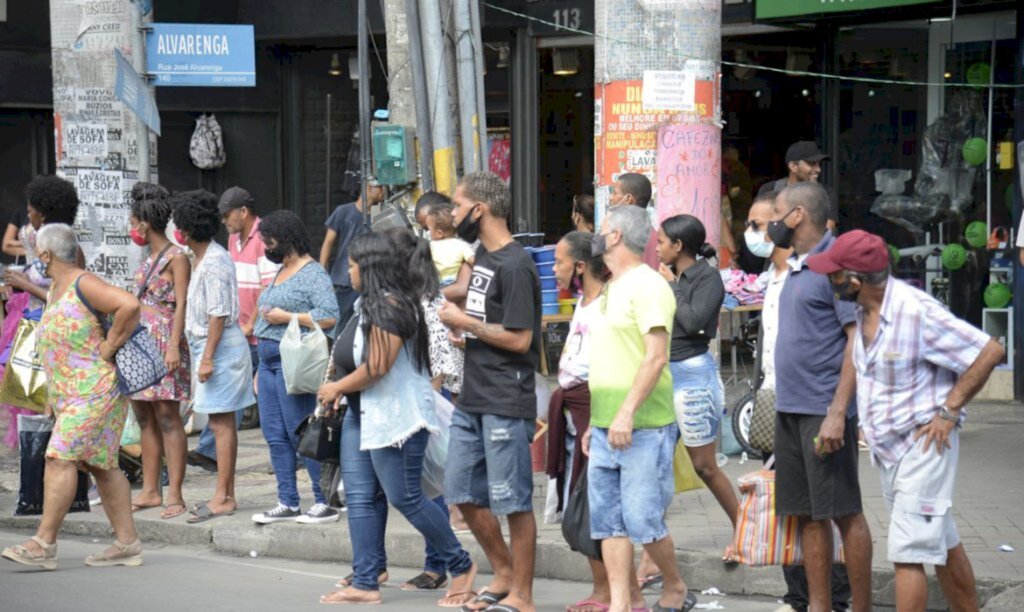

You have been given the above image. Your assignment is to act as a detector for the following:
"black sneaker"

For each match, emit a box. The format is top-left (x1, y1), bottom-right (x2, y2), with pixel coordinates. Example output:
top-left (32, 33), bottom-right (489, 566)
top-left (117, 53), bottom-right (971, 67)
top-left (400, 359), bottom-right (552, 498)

top-left (186, 450), bottom-right (218, 473)
top-left (295, 503), bottom-right (340, 524)
top-left (252, 504), bottom-right (301, 524)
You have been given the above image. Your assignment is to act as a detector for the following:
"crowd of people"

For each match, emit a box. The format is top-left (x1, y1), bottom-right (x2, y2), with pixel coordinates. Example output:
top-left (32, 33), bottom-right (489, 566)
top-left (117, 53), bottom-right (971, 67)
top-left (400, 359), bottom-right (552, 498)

top-left (0, 161), bottom-right (1006, 612)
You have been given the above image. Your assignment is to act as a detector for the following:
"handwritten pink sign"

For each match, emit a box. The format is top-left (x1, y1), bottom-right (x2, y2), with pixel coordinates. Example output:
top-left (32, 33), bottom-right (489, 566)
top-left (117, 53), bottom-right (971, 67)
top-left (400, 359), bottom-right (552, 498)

top-left (655, 123), bottom-right (721, 248)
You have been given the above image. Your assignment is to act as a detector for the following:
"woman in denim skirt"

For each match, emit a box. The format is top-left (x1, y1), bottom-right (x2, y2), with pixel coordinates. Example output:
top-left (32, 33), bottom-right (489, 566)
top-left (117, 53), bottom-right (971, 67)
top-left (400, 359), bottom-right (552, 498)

top-left (172, 190), bottom-right (255, 524)
top-left (656, 214), bottom-right (739, 562)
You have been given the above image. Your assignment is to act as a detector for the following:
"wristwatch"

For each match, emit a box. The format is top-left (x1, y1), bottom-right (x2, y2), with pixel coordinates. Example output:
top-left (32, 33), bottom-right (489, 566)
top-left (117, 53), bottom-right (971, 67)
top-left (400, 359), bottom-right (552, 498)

top-left (938, 405), bottom-right (960, 425)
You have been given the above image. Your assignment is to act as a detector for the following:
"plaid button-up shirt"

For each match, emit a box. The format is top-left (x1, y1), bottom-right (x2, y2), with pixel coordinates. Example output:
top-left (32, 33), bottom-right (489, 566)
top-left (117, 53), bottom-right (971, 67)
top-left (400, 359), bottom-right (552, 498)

top-left (854, 278), bottom-right (990, 468)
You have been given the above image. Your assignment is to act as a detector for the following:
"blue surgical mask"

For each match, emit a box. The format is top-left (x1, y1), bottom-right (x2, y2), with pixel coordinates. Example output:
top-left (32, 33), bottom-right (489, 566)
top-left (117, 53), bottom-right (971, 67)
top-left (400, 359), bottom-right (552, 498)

top-left (744, 229), bottom-right (773, 258)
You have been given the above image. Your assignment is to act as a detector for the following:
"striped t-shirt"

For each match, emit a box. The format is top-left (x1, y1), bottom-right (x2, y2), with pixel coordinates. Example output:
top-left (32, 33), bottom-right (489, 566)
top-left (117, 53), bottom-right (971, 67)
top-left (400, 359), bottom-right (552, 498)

top-left (228, 217), bottom-right (279, 345)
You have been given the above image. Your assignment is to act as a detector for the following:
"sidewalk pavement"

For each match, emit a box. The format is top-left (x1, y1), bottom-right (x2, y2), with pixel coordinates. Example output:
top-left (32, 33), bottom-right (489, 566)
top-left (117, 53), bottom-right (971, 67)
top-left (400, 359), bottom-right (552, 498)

top-left (1, 399), bottom-right (1022, 610)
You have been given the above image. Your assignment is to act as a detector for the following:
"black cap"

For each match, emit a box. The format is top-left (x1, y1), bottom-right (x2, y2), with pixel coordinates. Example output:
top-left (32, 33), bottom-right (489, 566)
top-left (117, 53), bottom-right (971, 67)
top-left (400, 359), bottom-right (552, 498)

top-left (785, 141), bottom-right (829, 164)
top-left (218, 186), bottom-right (254, 215)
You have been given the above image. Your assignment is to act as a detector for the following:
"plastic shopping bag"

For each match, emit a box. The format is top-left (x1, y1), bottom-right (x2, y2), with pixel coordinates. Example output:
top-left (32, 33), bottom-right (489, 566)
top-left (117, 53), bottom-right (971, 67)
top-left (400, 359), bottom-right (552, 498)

top-left (673, 440), bottom-right (705, 494)
top-left (15, 414), bottom-right (90, 516)
top-left (561, 466), bottom-right (602, 560)
top-left (280, 314), bottom-right (329, 395)
top-left (422, 391), bottom-right (452, 499)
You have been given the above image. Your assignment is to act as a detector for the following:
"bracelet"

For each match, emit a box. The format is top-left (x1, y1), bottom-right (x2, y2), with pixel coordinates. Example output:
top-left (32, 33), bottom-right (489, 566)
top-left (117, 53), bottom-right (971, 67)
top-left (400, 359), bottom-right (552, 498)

top-left (938, 405), bottom-right (960, 425)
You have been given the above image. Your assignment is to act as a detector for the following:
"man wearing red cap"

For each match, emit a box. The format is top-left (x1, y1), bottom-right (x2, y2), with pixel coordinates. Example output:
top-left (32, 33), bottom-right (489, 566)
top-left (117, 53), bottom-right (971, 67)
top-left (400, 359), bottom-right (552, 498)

top-left (808, 230), bottom-right (1005, 612)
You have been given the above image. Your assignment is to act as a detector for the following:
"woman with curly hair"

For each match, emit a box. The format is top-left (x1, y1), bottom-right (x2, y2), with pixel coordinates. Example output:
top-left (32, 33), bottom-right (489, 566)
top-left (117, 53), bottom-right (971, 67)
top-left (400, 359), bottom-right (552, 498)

top-left (317, 232), bottom-right (476, 606)
top-left (125, 183), bottom-right (192, 519)
top-left (2, 176), bottom-right (82, 449)
top-left (250, 210), bottom-right (339, 526)
top-left (172, 190), bottom-right (255, 524)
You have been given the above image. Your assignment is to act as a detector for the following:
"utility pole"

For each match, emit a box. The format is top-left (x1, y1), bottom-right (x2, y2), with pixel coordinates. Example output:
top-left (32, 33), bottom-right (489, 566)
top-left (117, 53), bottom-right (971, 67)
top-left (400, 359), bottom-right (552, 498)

top-left (593, 1), bottom-right (722, 248)
top-left (418, 0), bottom-right (458, 195)
top-left (358, 0), bottom-right (372, 227)
top-left (49, 0), bottom-right (156, 289)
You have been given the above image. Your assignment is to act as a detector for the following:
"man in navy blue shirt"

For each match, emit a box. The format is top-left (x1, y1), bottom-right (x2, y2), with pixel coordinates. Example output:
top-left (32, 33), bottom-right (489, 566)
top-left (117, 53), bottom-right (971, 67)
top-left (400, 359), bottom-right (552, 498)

top-left (770, 182), bottom-right (872, 612)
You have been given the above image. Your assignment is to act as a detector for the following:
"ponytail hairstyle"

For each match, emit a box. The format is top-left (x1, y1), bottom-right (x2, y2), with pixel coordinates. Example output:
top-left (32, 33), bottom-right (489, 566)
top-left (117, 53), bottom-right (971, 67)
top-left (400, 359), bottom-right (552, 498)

top-left (661, 214), bottom-right (717, 260)
top-left (383, 226), bottom-right (440, 300)
top-left (348, 232), bottom-right (431, 377)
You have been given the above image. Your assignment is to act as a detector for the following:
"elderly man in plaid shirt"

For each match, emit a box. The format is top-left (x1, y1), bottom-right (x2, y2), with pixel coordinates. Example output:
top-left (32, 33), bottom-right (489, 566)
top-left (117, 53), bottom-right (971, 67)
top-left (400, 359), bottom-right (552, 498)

top-left (807, 230), bottom-right (1005, 612)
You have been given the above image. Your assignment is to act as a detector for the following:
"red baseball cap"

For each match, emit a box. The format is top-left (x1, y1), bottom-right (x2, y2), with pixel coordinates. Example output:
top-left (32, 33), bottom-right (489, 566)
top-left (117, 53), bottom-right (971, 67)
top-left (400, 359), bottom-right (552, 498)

top-left (806, 230), bottom-right (889, 275)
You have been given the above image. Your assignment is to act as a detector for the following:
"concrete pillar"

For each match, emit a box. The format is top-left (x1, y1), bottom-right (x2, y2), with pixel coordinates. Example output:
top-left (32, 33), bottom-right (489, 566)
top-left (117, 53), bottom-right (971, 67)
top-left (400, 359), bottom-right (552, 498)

top-left (49, 0), bottom-right (155, 288)
top-left (594, 0), bottom-right (722, 248)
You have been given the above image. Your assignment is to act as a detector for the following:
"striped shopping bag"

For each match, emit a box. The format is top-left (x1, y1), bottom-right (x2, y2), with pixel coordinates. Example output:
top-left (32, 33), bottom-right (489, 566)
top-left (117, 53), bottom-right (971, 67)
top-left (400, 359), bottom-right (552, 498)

top-left (731, 457), bottom-right (845, 566)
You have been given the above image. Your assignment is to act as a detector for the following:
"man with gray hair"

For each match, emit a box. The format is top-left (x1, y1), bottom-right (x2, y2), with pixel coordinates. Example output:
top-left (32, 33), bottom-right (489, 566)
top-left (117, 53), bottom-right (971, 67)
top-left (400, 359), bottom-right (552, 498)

top-left (581, 205), bottom-right (696, 611)
top-left (439, 171), bottom-right (541, 612)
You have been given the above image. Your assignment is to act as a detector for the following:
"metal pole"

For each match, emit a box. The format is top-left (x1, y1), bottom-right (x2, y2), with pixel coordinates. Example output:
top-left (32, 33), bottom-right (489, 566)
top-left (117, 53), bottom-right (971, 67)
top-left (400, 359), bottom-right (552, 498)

top-left (469, 0), bottom-right (488, 168)
top-left (406, 0), bottom-right (435, 191)
top-left (454, 0), bottom-right (479, 173)
top-left (985, 32), bottom-right (995, 238)
top-left (131, 0), bottom-right (150, 183)
top-left (359, 0), bottom-right (372, 227)
top-left (326, 92), bottom-right (332, 213)
top-left (418, 0), bottom-right (457, 194)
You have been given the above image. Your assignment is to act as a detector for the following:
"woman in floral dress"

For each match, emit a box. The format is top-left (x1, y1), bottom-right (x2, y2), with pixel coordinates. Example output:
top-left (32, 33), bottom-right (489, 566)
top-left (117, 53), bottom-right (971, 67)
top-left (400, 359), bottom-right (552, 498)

top-left (126, 183), bottom-right (192, 519)
top-left (1, 224), bottom-right (144, 569)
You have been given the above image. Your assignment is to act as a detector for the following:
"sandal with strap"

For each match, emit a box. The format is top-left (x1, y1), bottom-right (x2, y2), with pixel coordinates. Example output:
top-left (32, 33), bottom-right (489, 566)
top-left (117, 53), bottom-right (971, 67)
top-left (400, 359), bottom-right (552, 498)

top-left (84, 538), bottom-right (143, 567)
top-left (401, 571), bottom-right (448, 591)
top-left (1, 536), bottom-right (58, 570)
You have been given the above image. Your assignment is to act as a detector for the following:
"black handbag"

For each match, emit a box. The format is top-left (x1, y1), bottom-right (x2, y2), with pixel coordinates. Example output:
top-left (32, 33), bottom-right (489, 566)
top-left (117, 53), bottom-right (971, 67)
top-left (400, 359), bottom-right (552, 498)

top-left (295, 413), bottom-right (343, 463)
top-left (561, 464), bottom-right (602, 561)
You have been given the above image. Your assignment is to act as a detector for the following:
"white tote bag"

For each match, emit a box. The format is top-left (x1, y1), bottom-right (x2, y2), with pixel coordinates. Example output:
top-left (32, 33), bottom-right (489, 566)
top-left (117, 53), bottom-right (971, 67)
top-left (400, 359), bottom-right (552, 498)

top-left (280, 314), bottom-right (329, 395)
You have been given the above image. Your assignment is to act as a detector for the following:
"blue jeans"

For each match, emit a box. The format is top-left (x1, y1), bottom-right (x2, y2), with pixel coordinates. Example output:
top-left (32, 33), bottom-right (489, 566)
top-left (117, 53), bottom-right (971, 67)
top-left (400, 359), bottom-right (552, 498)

top-left (588, 423), bottom-right (678, 544)
top-left (257, 339), bottom-right (324, 508)
top-left (341, 408), bottom-right (472, 591)
top-left (195, 343), bottom-right (257, 459)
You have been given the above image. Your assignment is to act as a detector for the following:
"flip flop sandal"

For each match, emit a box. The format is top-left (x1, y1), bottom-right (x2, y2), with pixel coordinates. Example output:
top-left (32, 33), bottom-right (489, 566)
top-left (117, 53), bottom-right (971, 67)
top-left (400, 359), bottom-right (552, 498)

top-left (484, 606), bottom-right (521, 612)
top-left (161, 503), bottom-right (188, 520)
top-left (460, 590), bottom-right (509, 612)
top-left (651, 592), bottom-right (697, 612)
top-left (186, 502), bottom-right (236, 524)
top-left (319, 590), bottom-right (383, 605)
top-left (401, 571), bottom-right (448, 591)
top-left (567, 599), bottom-right (610, 612)
top-left (336, 568), bottom-right (389, 588)
top-left (639, 575), bottom-right (664, 592)
top-left (437, 590), bottom-right (477, 608)
top-left (1, 536), bottom-right (58, 570)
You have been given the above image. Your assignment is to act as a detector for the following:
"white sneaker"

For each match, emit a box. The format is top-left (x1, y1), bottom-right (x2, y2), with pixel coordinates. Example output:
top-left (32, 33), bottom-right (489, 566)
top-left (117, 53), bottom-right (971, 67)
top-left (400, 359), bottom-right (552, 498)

top-left (295, 503), bottom-right (341, 524)
top-left (252, 504), bottom-right (301, 524)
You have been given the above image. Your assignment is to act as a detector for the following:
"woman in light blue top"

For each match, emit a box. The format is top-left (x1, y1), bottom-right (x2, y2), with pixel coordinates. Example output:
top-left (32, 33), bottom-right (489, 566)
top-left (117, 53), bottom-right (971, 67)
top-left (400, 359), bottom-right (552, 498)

top-left (316, 232), bottom-right (476, 606)
top-left (250, 210), bottom-right (339, 527)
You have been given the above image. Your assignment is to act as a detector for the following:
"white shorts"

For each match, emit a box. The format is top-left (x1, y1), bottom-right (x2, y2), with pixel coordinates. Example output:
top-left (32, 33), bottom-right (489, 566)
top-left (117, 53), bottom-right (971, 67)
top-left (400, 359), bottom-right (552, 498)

top-left (878, 430), bottom-right (961, 566)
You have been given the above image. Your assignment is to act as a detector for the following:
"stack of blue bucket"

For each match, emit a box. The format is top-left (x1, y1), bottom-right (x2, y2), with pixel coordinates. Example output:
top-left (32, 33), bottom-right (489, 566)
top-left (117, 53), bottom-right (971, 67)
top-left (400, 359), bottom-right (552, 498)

top-left (531, 245), bottom-right (560, 315)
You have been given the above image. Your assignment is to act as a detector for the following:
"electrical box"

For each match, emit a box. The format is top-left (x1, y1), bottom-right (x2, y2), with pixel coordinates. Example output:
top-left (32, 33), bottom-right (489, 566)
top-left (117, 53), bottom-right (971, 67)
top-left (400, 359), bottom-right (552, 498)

top-left (372, 125), bottom-right (415, 186)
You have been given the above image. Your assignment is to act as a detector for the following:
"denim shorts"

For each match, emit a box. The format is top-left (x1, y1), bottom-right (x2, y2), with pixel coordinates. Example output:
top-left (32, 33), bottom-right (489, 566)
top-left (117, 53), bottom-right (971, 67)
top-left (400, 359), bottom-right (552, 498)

top-left (443, 409), bottom-right (534, 516)
top-left (588, 423), bottom-right (678, 544)
top-left (670, 351), bottom-right (724, 448)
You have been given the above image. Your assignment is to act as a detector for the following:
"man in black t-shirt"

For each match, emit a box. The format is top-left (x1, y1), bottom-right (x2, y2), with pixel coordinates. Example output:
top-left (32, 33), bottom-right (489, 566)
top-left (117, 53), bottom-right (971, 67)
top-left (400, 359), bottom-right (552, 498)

top-left (439, 171), bottom-right (540, 612)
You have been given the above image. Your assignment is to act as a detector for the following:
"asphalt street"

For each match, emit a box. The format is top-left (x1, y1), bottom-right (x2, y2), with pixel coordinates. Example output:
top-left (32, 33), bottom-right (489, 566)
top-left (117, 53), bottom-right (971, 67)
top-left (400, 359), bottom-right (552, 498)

top-left (0, 529), bottom-right (793, 612)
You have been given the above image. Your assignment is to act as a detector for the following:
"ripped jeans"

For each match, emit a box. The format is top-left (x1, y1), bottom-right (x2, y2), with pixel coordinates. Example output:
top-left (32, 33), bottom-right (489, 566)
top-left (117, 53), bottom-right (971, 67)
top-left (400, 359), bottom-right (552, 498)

top-left (670, 351), bottom-right (724, 448)
top-left (443, 409), bottom-right (534, 516)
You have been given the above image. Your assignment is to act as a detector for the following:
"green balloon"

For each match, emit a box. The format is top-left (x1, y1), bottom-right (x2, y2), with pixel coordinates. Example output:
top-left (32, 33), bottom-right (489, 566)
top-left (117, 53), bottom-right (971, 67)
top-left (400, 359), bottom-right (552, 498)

top-left (967, 63), bottom-right (991, 87)
top-left (941, 243), bottom-right (967, 270)
top-left (887, 244), bottom-right (900, 266)
top-left (962, 138), bottom-right (987, 166)
top-left (964, 221), bottom-right (988, 249)
top-left (983, 283), bottom-right (1011, 309)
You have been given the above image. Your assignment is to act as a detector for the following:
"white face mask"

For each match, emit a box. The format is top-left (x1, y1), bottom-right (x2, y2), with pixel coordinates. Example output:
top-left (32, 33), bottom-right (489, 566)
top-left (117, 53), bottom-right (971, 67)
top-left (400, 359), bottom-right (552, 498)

top-left (744, 229), bottom-right (773, 258)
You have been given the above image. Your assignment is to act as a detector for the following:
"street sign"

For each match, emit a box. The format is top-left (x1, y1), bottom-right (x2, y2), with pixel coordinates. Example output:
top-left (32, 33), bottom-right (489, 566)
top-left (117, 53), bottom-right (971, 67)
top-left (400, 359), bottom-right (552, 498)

top-left (113, 49), bottom-right (161, 136)
top-left (146, 23), bottom-right (256, 87)
top-left (756, 0), bottom-right (937, 20)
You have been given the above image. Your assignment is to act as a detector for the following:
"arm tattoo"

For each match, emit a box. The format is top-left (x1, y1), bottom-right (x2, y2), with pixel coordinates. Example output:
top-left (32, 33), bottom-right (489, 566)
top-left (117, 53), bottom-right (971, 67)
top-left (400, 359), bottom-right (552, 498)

top-left (465, 320), bottom-right (508, 341)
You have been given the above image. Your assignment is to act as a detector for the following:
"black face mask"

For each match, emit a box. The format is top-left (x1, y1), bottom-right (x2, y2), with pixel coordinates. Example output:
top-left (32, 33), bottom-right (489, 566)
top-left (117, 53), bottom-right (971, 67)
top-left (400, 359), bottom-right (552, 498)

top-left (265, 246), bottom-right (286, 264)
top-left (591, 232), bottom-right (609, 257)
top-left (831, 278), bottom-right (859, 302)
top-left (455, 205), bottom-right (481, 243)
top-left (767, 208), bottom-right (798, 249)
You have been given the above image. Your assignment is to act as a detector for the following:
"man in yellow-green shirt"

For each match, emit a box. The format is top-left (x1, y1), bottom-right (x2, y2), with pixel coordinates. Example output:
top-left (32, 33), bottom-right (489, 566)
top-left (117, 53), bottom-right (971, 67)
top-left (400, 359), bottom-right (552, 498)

top-left (583, 204), bottom-right (695, 612)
